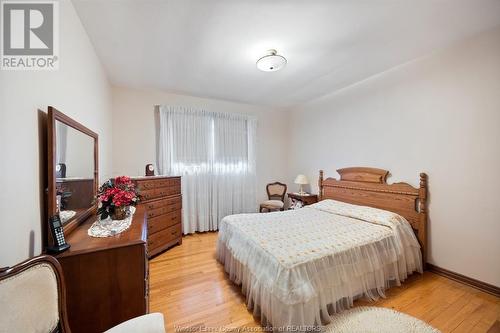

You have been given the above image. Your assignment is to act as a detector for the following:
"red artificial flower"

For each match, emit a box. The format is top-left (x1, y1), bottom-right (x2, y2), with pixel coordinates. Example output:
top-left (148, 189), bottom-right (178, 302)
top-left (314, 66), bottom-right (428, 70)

top-left (112, 189), bottom-right (136, 207)
top-left (97, 175), bottom-right (139, 218)
top-left (115, 176), bottom-right (132, 185)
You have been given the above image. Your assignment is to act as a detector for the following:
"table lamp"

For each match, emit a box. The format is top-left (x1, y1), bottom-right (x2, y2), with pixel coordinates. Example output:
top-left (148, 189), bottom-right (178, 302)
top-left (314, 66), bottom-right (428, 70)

top-left (294, 174), bottom-right (309, 195)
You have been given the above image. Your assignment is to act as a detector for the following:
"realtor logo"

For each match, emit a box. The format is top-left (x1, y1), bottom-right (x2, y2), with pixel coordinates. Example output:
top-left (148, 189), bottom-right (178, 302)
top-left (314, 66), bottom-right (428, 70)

top-left (1, 1), bottom-right (59, 70)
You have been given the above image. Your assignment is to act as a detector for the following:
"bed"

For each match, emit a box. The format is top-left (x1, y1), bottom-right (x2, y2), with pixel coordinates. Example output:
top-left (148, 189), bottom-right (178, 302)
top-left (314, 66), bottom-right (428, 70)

top-left (216, 167), bottom-right (428, 329)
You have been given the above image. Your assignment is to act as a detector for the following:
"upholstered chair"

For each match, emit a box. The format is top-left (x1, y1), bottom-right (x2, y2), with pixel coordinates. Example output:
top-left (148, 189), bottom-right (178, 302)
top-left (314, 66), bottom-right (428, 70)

top-left (0, 255), bottom-right (166, 333)
top-left (0, 255), bottom-right (71, 333)
top-left (105, 313), bottom-right (165, 333)
top-left (260, 182), bottom-right (287, 212)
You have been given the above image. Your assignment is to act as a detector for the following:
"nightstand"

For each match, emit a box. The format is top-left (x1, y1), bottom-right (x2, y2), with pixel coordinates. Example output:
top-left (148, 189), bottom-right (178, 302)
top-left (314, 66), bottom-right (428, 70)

top-left (287, 193), bottom-right (318, 209)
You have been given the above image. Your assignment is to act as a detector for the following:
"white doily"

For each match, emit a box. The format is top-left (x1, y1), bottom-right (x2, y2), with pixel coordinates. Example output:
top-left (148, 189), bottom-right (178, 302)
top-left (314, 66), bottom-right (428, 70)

top-left (88, 206), bottom-right (136, 238)
top-left (60, 210), bottom-right (76, 223)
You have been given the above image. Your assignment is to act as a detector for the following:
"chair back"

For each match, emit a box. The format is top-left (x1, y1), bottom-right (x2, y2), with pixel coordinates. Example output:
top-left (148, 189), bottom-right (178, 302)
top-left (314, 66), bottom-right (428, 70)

top-left (266, 182), bottom-right (287, 202)
top-left (0, 255), bottom-right (71, 333)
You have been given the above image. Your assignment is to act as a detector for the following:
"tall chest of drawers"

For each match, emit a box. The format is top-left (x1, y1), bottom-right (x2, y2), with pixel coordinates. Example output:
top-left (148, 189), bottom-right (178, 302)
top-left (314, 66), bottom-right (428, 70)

top-left (133, 176), bottom-right (182, 257)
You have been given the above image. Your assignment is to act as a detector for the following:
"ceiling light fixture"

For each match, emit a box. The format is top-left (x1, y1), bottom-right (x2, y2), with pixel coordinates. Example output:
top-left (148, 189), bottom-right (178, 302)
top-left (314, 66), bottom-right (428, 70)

top-left (256, 49), bottom-right (287, 72)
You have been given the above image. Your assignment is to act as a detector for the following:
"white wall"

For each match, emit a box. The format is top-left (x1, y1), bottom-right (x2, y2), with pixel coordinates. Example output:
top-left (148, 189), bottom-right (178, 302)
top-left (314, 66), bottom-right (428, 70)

top-left (111, 86), bottom-right (288, 204)
top-left (287, 26), bottom-right (500, 286)
top-left (0, 0), bottom-right (112, 267)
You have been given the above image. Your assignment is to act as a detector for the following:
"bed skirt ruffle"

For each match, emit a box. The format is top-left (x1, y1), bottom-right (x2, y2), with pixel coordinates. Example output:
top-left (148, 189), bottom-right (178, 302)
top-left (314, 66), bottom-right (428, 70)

top-left (216, 222), bottom-right (422, 330)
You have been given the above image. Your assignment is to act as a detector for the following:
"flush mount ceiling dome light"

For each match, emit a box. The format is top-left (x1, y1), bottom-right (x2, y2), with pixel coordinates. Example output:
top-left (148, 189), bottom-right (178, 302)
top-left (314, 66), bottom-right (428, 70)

top-left (256, 49), bottom-right (287, 72)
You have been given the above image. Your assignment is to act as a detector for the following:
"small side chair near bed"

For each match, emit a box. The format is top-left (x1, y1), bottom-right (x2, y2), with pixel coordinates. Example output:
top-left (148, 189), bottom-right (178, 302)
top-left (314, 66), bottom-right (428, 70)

top-left (217, 167), bottom-right (428, 329)
top-left (259, 182), bottom-right (287, 212)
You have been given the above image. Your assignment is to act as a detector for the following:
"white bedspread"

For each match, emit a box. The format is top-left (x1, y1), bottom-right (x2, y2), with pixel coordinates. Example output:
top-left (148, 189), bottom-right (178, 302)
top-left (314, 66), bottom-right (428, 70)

top-left (216, 199), bottom-right (422, 329)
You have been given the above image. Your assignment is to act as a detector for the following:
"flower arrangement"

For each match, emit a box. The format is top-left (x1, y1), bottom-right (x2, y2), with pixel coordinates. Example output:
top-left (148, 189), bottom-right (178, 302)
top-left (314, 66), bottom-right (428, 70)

top-left (97, 176), bottom-right (139, 220)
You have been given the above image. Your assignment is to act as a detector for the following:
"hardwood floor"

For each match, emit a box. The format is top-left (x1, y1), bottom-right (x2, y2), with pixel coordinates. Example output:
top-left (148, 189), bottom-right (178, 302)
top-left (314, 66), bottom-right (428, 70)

top-left (150, 232), bottom-right (500, 332)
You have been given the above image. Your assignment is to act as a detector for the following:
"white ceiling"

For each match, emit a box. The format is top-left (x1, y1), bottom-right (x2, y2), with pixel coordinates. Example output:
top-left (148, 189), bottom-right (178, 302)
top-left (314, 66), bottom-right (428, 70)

top-left (73, 0), bottom-right (500, 107)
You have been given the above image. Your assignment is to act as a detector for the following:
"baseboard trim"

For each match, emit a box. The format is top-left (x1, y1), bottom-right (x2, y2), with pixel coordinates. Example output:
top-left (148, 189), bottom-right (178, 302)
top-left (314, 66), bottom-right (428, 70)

top-left (427, 263), bottom-right (500, 297)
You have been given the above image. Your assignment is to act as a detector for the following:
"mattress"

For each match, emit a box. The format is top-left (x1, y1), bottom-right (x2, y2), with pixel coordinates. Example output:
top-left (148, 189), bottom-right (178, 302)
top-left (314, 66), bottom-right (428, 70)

top-left (216, 199), bottom-right (422, 329)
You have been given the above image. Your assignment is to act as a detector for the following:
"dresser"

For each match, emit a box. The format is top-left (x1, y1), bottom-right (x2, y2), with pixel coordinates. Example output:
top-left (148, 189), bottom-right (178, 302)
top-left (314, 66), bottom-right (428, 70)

top-left (46, 108), bottom-right (151, 333)
top-left (56, 207), bottom-right (148, 333)
top-left (133, 176), bottom-right (182, 257)
top-left (55, 178), bottom-right (94, 210)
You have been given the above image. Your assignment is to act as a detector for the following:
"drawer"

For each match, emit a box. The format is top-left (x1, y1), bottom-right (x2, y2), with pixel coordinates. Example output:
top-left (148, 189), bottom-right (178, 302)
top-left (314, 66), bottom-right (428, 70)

top-left (136, 178), bottom-right (178, 190)
top-left (148, 224), bottom-right (181, 251)
top-left (148, 210), bottom-right (181, 234)
top-left (166, 186), bottom-right (180, 196)
top-left (136, 180), bottom-right (158, 190)
top-left (167, 178), bottom-right (181, 195)
top-left (144, 198), bottom-right (168, 211)
top-left (147, 203), bottom-right (181, 219)
top-left (140, 188), bottom-right (170, 201)
top-left (144, 195), bottom-right (181, 212)
top-left (136, 179), bottom-right (167, 190)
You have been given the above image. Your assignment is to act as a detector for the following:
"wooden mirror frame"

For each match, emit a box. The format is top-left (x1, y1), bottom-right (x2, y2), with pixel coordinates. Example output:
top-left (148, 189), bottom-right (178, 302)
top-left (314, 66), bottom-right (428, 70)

top-left (47, 106), bottom-right (99, 238)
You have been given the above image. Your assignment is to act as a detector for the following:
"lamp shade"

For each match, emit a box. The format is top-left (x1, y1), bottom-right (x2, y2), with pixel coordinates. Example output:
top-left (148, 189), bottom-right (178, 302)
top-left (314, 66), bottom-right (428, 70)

top-left (294, 174), bottom-right (309, 185)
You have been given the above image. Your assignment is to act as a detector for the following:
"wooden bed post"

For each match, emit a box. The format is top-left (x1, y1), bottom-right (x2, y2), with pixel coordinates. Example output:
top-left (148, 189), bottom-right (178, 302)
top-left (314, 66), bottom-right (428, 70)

top-left (419, 173), bottom-right (428, 269)
top-left (318, 170), bottom-right (324, 201)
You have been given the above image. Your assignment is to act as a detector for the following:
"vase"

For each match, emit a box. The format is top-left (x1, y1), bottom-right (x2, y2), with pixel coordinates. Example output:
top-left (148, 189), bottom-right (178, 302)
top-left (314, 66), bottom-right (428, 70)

top-left (111, 206), bottom-right (128, 221)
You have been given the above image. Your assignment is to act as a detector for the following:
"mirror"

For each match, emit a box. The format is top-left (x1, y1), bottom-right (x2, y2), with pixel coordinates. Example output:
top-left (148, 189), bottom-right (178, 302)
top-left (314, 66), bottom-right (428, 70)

top-left (48, 107), bottom-right (98, 237)
top-left (55, 121), bottom-right (95, 224)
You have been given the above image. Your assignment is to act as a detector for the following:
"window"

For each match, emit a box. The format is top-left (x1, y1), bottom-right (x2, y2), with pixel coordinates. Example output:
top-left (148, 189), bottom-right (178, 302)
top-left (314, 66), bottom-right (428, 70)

top-left (158, 106), bottom-right (257, 233)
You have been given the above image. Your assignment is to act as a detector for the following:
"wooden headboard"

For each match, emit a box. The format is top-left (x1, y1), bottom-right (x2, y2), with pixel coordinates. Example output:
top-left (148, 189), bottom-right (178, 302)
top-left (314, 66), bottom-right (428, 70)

top-left (318, 167), bottom-right (428, 265)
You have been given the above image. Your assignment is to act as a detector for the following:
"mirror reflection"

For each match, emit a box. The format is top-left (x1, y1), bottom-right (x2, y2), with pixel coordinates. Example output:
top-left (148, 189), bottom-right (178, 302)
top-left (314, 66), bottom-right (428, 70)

top-left (55, 120), bottom-right (95, 225)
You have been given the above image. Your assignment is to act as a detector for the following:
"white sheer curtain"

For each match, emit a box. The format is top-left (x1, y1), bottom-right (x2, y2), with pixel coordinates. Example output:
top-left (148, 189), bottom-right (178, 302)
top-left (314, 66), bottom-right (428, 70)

top-left (158, 106), bottom-right (257, 234)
